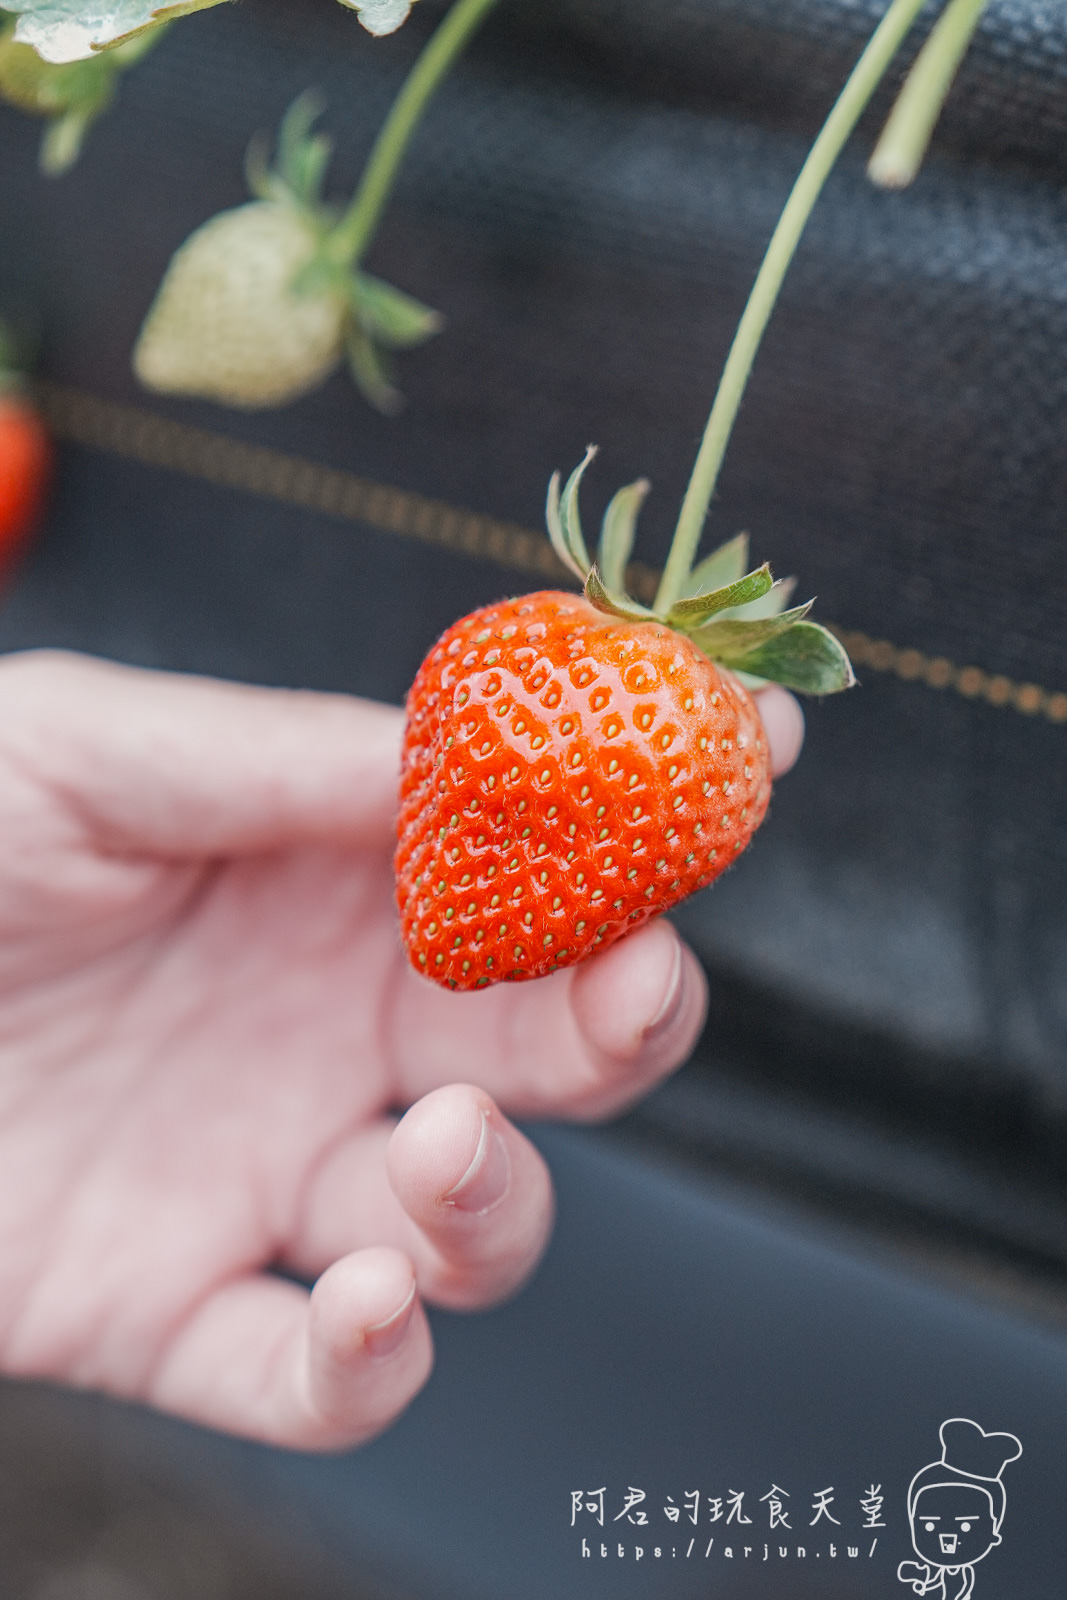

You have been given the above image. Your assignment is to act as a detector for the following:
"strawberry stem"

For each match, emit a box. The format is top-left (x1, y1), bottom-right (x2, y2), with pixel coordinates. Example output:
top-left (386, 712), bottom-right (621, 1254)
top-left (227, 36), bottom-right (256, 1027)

top-left (655, 0), bottom-right (931, 615)
top-left (868, 0), bottom-right (989, 189)
top-left (329, 0), bottom-right (502, 270)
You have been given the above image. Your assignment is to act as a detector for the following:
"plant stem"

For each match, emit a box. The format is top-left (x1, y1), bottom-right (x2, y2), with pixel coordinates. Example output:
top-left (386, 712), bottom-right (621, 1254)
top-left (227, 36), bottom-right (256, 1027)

top-left (868, 0), bottom-right (988, 188)
top-left (655, 0), bottom-right (930, 614)
top-left (329, 0), bottom-right (502, 268)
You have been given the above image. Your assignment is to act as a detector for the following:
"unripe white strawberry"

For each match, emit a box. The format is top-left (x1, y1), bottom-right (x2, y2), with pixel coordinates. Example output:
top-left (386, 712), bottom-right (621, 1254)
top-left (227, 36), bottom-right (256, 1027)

top-left (133, 201), bottom-right (348, 409)
top-left (133, 96), bottom-right (444, 413)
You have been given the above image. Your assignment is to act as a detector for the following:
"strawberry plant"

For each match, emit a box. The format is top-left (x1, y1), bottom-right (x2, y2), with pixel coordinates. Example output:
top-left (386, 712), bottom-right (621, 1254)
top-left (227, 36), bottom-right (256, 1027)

top-left (0, 10), bottom-right (163, 172)
top-left (394, 0), bottom-right (992, 990)
top-left (133, 0), bottom-right (500, 412)
top-left (0, 0), bottom-right (426, 173)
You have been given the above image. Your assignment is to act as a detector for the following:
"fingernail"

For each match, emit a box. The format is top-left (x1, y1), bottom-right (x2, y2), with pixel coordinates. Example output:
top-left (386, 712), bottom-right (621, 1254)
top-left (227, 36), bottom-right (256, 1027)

top-left (364, 1284), bottom-right (416, 1359)
top-left (641, 937), bottom-right (685, 1045)
top-left (444, 1110), bottom-right (511, 1215)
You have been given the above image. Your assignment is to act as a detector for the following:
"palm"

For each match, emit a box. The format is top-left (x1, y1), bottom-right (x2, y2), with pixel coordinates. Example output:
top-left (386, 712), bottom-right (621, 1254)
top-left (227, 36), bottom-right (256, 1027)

top-left (0, 650), bottom-right (799, 1448)
top-left (0, 838), bottom-right (393, 1369)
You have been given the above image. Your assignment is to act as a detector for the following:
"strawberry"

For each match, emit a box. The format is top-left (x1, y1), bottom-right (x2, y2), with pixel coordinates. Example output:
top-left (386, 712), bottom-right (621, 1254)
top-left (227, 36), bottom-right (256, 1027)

top-left (133, 199), bottom-right (350, 410)
top-left (0, 333), bottom-right (50, 580)
top-left (396, 591), bottom-right (770, 989)
top-left (133, 96), bottom-right (443, 413)
top-left (396, 450), bottom-right (853, 989)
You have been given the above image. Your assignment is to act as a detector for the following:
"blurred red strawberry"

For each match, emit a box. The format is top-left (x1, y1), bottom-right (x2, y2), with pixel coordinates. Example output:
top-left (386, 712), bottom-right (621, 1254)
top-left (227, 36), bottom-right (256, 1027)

top-left (0, 337), bottom-right (50, 579)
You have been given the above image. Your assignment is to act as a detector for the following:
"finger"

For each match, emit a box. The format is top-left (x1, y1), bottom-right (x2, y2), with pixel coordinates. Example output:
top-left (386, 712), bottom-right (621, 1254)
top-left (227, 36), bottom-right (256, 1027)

top-left (0, 650), bottom-right (402, 857)
top-left (755, 684), bottom-right (805, 778)
top-left (283, 1094), bottom-right (555, 1307)
top-left (283, 1090), bottom-right (554, 1309)
top-left (387, 1086), bottom-right (556, 1310)
top-left (144, 1248), bottom-right (432, 1451)
top-left (388, 917), bottom-right (707, 1120)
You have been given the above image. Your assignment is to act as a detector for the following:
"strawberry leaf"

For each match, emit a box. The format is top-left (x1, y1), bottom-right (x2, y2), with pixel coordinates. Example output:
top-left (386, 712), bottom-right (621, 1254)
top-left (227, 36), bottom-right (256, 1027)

top-left (723, 621), bottom-right (856, 695)
top-left (693, 600), bottom-right (813, 660)
top-left (335, 0), bottom-right (414, 36)
top-left (6, 0), bottom-right (224, 64)
top-left (665, 564), bottom-right (773, 628)
top-left (351, 273), bottom-right (444, 350)
top-left (598, 477), bottom-right (649, 594)
top-left (678, 532), bottom-right (749, 599)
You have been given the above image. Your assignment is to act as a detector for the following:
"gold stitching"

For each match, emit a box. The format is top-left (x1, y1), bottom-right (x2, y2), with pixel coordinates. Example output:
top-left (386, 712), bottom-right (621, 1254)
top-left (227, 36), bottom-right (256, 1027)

top-left (35, 384), bottom-right (1065, 725)
top-left (832, 628), bottom-right (1067, 725)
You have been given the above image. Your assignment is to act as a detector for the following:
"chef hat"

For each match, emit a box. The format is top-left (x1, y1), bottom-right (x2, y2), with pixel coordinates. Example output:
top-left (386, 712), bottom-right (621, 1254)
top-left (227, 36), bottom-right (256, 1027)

top-left (939, 1419), bottom-right (1023, 1483)
top-left (907, 1418), bottom-right (1022, 1529)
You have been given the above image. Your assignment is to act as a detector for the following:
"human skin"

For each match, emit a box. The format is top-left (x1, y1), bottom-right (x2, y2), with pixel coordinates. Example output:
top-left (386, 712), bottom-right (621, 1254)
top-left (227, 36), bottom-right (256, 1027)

top-left (0, 650), bottom-right (803, 1451)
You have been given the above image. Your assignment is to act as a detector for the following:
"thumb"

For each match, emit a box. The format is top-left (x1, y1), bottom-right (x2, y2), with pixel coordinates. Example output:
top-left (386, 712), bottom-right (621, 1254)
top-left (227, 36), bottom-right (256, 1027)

top-left (0, 650), bottom-right (403, 857)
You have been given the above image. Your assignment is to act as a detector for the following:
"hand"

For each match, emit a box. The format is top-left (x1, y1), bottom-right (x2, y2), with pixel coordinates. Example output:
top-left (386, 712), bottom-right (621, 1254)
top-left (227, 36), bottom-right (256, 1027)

top-left (0, 652), bottom-right (802, 1450)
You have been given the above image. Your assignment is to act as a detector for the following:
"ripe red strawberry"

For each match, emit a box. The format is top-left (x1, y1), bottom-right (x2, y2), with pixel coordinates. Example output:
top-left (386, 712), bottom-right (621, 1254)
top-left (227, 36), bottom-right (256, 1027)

top-left (0, 387), bottom-right (50, 579)
top-left (396, 451), bottom-right (853, 989)
top-left (396, 591), bottom-right (771, 989)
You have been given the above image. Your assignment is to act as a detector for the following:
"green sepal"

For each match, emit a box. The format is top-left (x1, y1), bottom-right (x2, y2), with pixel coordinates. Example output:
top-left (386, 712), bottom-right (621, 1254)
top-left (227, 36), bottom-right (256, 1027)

top-left (584, 563), bottom-right (657, 623)
top-left (350, 273), bottom-right (444, 350)
top-left (722, 621), bottom-right (856, 695)
top-left (724, 573), bottom-right (796, 621)
top-left (693, 600), bottom-right (814, 661)
top-left (665, 563), bottom-right (773, 629)
top-left (291, 130), bottom-right (332, 207)
top-left (346, 323), bottom-right (402, 416)
top-left (546, 473), bottom-right (584, 582)
top-left (559, 447), bottom-right (595, 578)
top-left (598, 477), bottom-right (649, 593)
top-left (245, 93), bottom-right (341, 214)
top-left (678, 532), bottom-right (749, 600)
top-left (546, 449), bottom-right (595, 582)
top-left (275, 91), bottom-right (333, 206)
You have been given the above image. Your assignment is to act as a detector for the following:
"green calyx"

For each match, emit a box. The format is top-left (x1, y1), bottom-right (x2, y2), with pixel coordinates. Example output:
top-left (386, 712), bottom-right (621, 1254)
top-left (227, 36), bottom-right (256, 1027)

top-left (546, 448), bottom-right (854, 696)
top-left (247, 93), bottom-right (444, 413)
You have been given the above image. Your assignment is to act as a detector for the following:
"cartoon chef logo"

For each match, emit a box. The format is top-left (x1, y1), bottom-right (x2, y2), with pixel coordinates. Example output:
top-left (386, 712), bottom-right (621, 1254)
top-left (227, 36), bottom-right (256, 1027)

top-left (897, 1418), bottom-right (1022, 1600)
